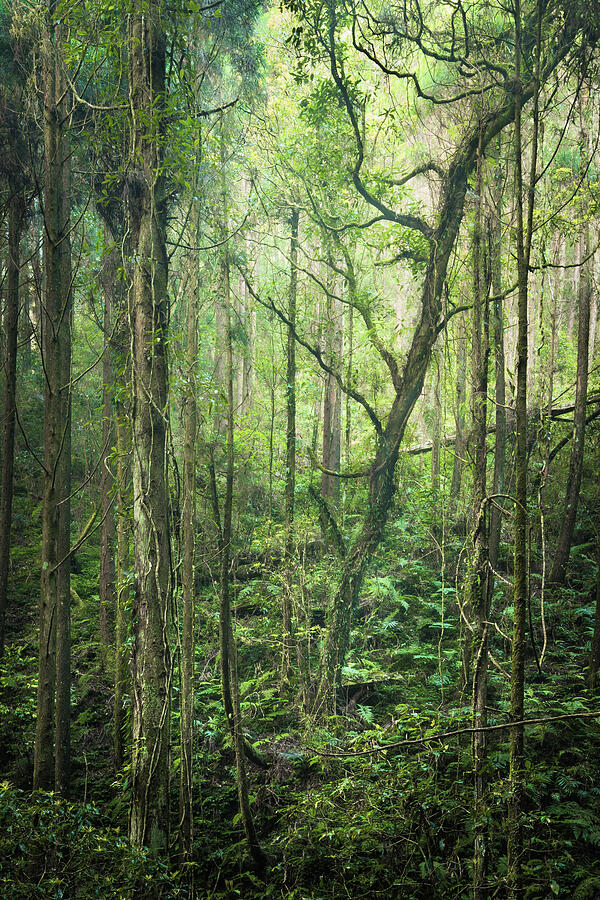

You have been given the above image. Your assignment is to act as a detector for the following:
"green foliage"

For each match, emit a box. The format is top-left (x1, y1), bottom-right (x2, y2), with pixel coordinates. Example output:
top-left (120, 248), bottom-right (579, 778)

top-left (0, 785), bottom-right (185, 898)
top-left (0, 646), bottom-right (36, 771)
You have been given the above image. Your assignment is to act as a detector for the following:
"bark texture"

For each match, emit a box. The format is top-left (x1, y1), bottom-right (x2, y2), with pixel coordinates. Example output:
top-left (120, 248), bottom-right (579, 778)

top-left (127, 4), bottom-right (172, 855)
top-left (34, 13), bottom-right (72, 793)
top-left (549, 190), bottom-right (591, 583)
top-left (179, 203), bottom-right (199, 858)
top-left (282, 207), bottom-right (299, 683)
top-left (0, 191), bottom-right (23, 657)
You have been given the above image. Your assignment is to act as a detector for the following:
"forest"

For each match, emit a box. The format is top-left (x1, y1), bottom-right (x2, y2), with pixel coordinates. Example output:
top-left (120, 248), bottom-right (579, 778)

top-left (0, 0), bottom-right (600, 896)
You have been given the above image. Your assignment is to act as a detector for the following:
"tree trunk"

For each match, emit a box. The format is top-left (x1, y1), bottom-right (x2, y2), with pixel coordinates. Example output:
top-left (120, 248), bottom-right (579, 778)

top-left (96, 215), bottom-right (130, 774)
top-left (54, 93), bottom-right (72, 798)
top-left (450, 314), bottom-right (467, 500)
top-left (282, 207), bottom-right (299, 684)
top-left (179, 203), bottom-right (198, 859)
top-left (34, 13), bottom-right (71, 793)
top-left (0, 190), bottom-right (24, 658)
top-left (508, 6), bottom-right (539, 892)
top-left (218, 233), bottom-right (265, 868)
top-left (431, 356), bottom-right (442, 500)
top-left (549, 144), bottom-right (591, 583)
top-left (99, 241), bottom-right (117, 651)
top-left (127, 4), bottom-right (172, 855)
top-left (345, 303), bottom-right (353, 471)
top-left (470, 146), bottom-right (491, 900)
top-left (321, 261), bottom-right (342, 504)
top-left (113, 402), bottom-right (130, 771)
top-left (488, 139), bottom-right (506, 578)
top-left (313, 92), bottom-right (523, 710)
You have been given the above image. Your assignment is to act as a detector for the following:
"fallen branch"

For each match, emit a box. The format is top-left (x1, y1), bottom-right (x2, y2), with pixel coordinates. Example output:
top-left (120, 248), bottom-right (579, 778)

top-left (307, 710), bottom-right (600, 758)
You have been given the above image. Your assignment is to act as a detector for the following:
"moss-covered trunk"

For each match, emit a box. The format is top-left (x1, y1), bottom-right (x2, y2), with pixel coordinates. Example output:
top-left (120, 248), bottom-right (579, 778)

top-left (128, 4), bottom-right (172, 856)
top-left (0, 190), bottom-right (23, 658)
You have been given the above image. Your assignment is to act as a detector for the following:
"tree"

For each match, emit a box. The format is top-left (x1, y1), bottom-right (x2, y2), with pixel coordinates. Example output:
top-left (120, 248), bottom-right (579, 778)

top-left (282, 206), bottom-right (299, 684)
top-left (34, 4), bottom-right (72, 795)
top-left (0, 150), bottom-right (26, 658)
top-left (549, 100), bottom-right (592, 584)
top-left (286, 0), bottom-right (590, 708)
top-left (127, 0), bottom-right (172, 854)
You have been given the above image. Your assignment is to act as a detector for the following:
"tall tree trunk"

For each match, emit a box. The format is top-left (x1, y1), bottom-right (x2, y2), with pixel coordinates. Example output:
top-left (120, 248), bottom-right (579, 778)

top-left (321, 262), bottom-right (342, 504)
top-left (450, 314), bottom-right (467, 500)
top-left (0, 190), bottom-right (24, 658)
top-left (99, 236), bottom-right (117, 650)
top-left (550, 127), bottom-right (591, 583)
top-left (34, 12), bottom-right (71, 792)
top-left (431, 356), bottom-right (442, 500)
top-left (508, 4), bottom-right (539, 892)
top-left (239, 178), bottom-right (255, 420)
top-left (282, 207), bottom-right (299, 684)
top-left (128, 4), bottom-right (172, 855)
top-left (345, 303), bottom-right (353, 471)
top-left (113, 402), bottom-right (130, 771)
top-left (54, 97), bottom-right (72, 798)
top-left (470, 144), bottom-right (491, 900)
top-left (488, 140), bottom-right (506, 578)
top-left (179, 204), bottom-right (199, 859)
top-left (217, 234), bottom-right (265, 868)
top-left (96, 216), bottom-right (130, 773)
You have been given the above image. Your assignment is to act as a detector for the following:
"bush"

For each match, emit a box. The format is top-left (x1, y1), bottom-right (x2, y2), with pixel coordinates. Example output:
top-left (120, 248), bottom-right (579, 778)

top-left (0, 784), bottom-right (185, 898)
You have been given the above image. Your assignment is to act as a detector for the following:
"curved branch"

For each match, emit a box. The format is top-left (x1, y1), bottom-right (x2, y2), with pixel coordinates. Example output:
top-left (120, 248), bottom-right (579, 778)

top-left (238, 266), bottom-right (383, 436)
top-left (325, 5), bottom-right (433, 240)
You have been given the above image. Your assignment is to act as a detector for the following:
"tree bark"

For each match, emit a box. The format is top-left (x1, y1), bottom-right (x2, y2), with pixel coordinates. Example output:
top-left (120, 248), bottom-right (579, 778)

top-left (488, 139), bottom-right (506, 578)
top-left (0, 190), bottom-right (24, 658)
top-left (450, 314), bottom-right (467, 500)
top-left (99, 237), bottom-right (117, 650)
top-left (127, 4), bottom-right (172, 855)
top-left (282, 207), bottom-right (299, 684)
top-left (549, 137), bottom-right (591, 584)
top-left (470, 145), bottom-right (491, 900)
top-left (113, 402), bottom-right (130, 772)
top-left (217, 231), bottom-right (265, 868)
top-left (34, 11), bottom-right (71, 793)
top-left (431, 356), bottom-right (442, 500)
top-left (321, 260), bottom-right (342, 504)
top-left (179, 203), bottom-right (199, 859)
top-left (508, 4), bottom-right (539, 892)
top-left (54, 91), bottom-right (72, 799)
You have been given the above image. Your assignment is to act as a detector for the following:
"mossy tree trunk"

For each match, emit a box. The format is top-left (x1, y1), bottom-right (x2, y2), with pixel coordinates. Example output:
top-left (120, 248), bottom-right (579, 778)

top-left (549, 108), bottom-right (591, 584)
top-left (488, 138), bottom-right (506, 579)
top-left (127, 2), bottom-right (172, 856)
top-left (470, 144), bottom-right (491, 900)
top-left (0, 189), bottom-right (24, 658)
top-left (34, 9), bottom-right (72, 794)
top-left (54, 90), bottom-right (72, 799)
top-left (508, 2), bottom-right (540, 892)
top-left (282, 207), bottom-right (299, 685)
top-left (99, 233), bottom-right (118, 651)
top-left (179, 201), bottom-right (199, 859)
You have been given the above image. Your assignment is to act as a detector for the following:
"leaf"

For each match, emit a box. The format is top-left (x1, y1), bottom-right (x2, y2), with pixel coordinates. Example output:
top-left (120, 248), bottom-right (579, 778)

top-left (357, 704), bottom-right (374, 724)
